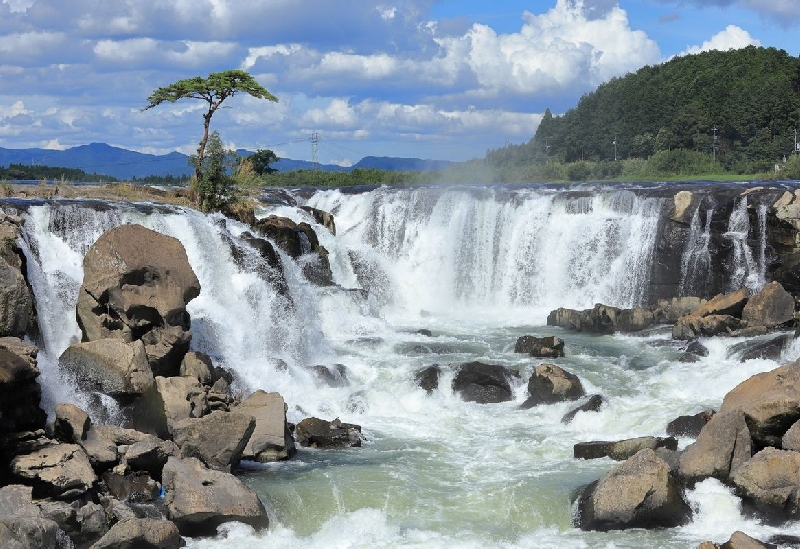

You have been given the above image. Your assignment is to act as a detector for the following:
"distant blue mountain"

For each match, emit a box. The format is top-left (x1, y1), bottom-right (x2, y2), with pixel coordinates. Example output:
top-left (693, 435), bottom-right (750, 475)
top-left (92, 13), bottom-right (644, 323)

top-left (0, 143), bottom-right (454, 180)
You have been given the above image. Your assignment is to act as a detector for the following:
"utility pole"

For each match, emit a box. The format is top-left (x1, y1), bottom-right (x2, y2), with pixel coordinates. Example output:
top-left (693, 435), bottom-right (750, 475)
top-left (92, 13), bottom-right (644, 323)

top-left (311, 132), bottom-right (319, 171)
top-left (613, 135), bottom-right (618, 161)
top-left (794, 128), bottom-right (798, 154)
top-left (711, 126), bottom-right (718, 163)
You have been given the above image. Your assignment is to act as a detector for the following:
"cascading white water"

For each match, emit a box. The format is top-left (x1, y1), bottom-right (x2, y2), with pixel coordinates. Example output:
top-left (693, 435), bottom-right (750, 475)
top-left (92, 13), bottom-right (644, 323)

top-left (679, 206), bottom-right (713, 297)
top-left (306, 186), bottom-right (665, 324)
top-left (8, 185), bottom-right (799, 549)
top-left (725, 196), bottom-right (766, 294)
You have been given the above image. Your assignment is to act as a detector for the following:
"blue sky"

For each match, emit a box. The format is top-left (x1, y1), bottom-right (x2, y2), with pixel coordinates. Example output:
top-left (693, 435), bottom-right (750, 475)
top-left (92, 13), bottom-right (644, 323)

top-left (0, 1), bottom-right (798, 167)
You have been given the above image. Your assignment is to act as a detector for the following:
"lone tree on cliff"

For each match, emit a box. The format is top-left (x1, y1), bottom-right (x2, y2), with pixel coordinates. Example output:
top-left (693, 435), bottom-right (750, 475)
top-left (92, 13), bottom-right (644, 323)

top-left (143, 69), bottom-right (277, 204)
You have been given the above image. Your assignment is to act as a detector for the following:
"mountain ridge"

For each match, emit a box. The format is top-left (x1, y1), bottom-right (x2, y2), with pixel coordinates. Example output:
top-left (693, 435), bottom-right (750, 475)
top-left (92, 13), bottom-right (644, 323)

top-left (0, 142), bottom-right (455, 180)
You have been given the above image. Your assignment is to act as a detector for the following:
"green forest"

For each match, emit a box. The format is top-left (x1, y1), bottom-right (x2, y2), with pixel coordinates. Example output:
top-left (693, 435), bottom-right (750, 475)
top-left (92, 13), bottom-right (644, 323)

top-left (0, 163), bottom-right (117, 183)
top-left (486, 45), bottom-right (800, 180)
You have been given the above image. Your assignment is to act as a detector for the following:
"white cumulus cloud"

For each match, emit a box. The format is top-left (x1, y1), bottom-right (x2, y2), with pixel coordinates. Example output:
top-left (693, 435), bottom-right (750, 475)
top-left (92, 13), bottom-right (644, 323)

top-left (680, 25), bottom-right (760, 56)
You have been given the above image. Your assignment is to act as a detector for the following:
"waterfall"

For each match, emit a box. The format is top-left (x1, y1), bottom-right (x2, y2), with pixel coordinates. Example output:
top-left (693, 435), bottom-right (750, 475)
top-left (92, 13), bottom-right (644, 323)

top-left (11, 200), bottom-right (340, 421)
top-left (724, 196), bottom-right (766, 294)
top-left (306, 185), bottom-right (665, 322)
top-left (680, 206), bottom-right (713, 296)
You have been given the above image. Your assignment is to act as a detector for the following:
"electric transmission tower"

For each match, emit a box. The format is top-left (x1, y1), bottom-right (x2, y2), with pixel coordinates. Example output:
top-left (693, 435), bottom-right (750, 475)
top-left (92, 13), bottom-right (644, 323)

top-left (311, 132), bottom-right (319, 171)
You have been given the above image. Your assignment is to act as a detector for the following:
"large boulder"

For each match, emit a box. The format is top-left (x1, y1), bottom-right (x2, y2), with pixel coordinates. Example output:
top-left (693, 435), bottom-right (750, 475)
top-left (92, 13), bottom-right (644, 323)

top-left (295, 417), bottom-right (362, 448)
top-left (741, 282), bottom-right (795, 328)
top-left (10, 443), bottom-right (97, 500)
top-left (89, 518), bottom-right (182, 549)
top-left (575, 448), bottom-right (691, 531)
top-left (677, 410), bottom-right (752, 483)
top-left (0, 342), bottom-right (46, 439)
top-left (730, 447), bottom-right (800, 520)
top-left (0, 216), bottom-right (35, 338)
top-left (452, 362), bottom-right (514, 404)
top-left (172, 410), bottom-right (255, 471)
top-left (696, 531), bottom-right (777, 549)
top-left (783, 420), bottom-right (800, 451)
top-left (720, 360), bottom-right (800, 448)
top-left (692, 288), bottom-right (750, 318)
top-left (236, 390), bottom-right (296, 462)
top-left (522, 364), bottom-right (584, 408)
top-left (562, 394), bottom-right (605, 424)
top-left (616, 308), bottom-right (656, 332)
top-left (76, 224), bottom-right (200, 377)
top-left (162, 456), bottom-right (269, 536)
top-left (58, 339), bottom-right (153, 400)
top-left (666, 409), bottom-right (714, 438)
top-left (0, 485), bottom-right (65, 549)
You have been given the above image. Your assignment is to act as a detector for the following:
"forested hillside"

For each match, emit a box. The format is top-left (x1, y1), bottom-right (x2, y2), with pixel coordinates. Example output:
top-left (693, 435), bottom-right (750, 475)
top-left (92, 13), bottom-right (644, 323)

top-left (488, 46), bottom-right (800, 174)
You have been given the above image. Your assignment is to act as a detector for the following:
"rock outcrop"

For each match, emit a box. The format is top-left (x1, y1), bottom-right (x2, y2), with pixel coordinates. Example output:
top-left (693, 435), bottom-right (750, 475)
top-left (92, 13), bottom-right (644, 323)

top-left (75, 224), bottom-right (200, 377)
top-left (730, 447), bottom-right (800, 520)
top-left (58, 339), bottom-right (153, 400)
top-left (677, 410), bottom-right (752, 483)
top-left (0, 215), bottom-right (35, 338)
top-left (574, 437), bottom-right (677, 461)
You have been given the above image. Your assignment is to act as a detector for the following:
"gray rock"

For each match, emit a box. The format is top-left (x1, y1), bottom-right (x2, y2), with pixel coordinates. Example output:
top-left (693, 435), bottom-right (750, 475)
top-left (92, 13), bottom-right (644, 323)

top-left (11, 443), bottom-right (97, 500)
top-left (782, 419), bottom-right (800, 451)
top-left (452, 361), bottom-right (514, 404)
top-left (514, 335), bottom-right (565, 358)
top-left (179, 351), bottom-right (214, 385)
top-left (414, 364), bottom-right (441, 394)
top-left (124, 437), bottom-right (179, 480)
top-left (52, 403), bottom-right (90, 443)
top-left (58, 339), bottom-right (153, 398)
top-left (172, 411), bottom-right (255, 471)
top-left (742, 281), bottom-right (795, 328)
top-left (561, 395), bottom-right (605, 424)
top-left (720, 360), bottom-right (800, 448)
top-left (237, 390), bottom-right (296, 462)
top-left (666, 410), bottom-right (714, 438)
top-left (522, 363), bottom-right (584, 408)
top-left (575, 448), bottom-right (691, 531)
top-left (89, 518), bottom-right (182, 549)
top-left (730, 447), bottom-right (800, 520)
top-left (76, 224), bottom-right (200, 377)
top-left (295, 417), bottom-right (362, 448)
top-left (153, 375), bottom-right (207, 435)
top-left (678, 410), bottom-right (752, 484)
top-left (162, 456), bottom-right (268, 536)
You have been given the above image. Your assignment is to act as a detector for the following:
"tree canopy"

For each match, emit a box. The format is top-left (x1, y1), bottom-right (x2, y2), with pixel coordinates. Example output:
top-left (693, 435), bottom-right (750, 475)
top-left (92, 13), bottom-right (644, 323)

top-left (143, 69), bottom-right (277, 207)
top-left (487, 46), bottom-right (800, 174)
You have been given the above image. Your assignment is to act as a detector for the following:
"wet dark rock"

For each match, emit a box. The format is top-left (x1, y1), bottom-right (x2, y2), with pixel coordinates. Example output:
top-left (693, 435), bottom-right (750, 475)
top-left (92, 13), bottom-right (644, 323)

top-left (309, 364), bottom-right (349, 387)
top-left (686, 339), bottom-right (709, 357)
top-left (452, 362), bottom-right (514, 404)
top-left (295, 417), bottom-right (362, 448)
top-left (514, 335), bottom-right (565, 358)
top-left (416, 329), bottom-right (433, 337)
top-left (574, 436), bottom-right (678, 461)
top-left (740, 334), bottom-right (792, 362)
top-left (300, 205), bottom-right (336, 235)
top-left (666, 410), bottom-right (715, 438)
top-left (414, 364), bottom-right (441, 394)
top-left (561, 395), bottom-right (605, 424)
top-left (547, 304), bottom-right (620, 334)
